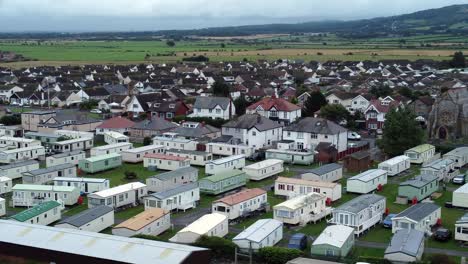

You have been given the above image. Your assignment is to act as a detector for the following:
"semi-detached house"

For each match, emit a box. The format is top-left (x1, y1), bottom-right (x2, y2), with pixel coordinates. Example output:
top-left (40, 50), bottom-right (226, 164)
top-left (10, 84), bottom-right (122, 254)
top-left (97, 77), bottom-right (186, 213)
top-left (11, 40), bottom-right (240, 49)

top-left (246, 96), bottom-right (301, 125)
top-left (189, 96), bottom-right (235, 120)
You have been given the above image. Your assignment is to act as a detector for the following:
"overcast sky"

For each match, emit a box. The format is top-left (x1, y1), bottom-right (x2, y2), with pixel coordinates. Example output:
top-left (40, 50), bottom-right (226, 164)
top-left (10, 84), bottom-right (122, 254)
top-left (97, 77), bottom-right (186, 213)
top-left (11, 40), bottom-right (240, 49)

top-left (0, 0), bottom-right (466, 32)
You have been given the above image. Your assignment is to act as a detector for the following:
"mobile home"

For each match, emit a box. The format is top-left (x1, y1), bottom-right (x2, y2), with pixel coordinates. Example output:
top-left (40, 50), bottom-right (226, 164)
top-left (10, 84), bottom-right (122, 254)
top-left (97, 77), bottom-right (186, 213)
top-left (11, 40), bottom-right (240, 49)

top-left (421, 158), bottom-right (458, 182)
top-left (273, 192), bottom-right (330, 225)
top-left (199, 170), bottom-right (247, 195)
top-left (0, 160), bottom-right (40, 180)
top-left (169, 213), bottom-right (228, 244)
top-left (112, 209), bottom-right (170, 237)
top-left (301, 163), bottom-right (343, 182)
top-left (346, 169), bottom-right (388, 194)
top-left (206, 142), bottom-right (254, 157)
top-left (398, 174), bottom-right (439, 201)
top-left (90, 142), bottom-right (133, 156)
top-left (24, 131), bottom-right (61, 148)
top-left (146, 167), bottom-right (198, 193)
top-left (87, 182), bottom-right (147, 209)
top-left (78, 153), bottom-right (122, 174)
top-left (144, 182), bottom-right (200, 212)
top-left (55, 130), bottom-right (93, 139)
top-left (0, 136), bottom-right (41, 149)
top-left (11, 184), bottom-right (80, 207)
top-left (391, 203), bottom-right (441, 235)
top-left (212, 188), bottom-right (267, 220)
top-left (50, 137), bottom-right (94, 153)
top-left (0, 198), bottom-right (4, 217)
top-left (205, 155), bottom-right (245, 175)
top-left (311, 225), bottom-right (355, 258)
top-left (121, 144), bottom-right (165, 163)
top-left (266, 149), bottom-right (315, 165)
top-left (0, 145), bottom-right (45, 164)
top-left (274, 177), bottom-right (342, 202)
top-left (22, 164), bottom-right (77, 185)
top-left (143, 153), bottom-right (191, 171)
top-left (55, 206), bottom-right (114, 232)
top-left (242, 159), bottom-right (284, 181)
top-left (443, 147), bottom-right (468, 168)
top-left (165, 149), bottom-right (213, 166)
top-left (0, 176), bottom-right (12, 195)
top-left (153, 133), bottom-right (198, 151)
top-left (455, 213), bottom-right (468, 243)
top-left (232, 219), bottom-right (283, 251)
top-left (46, 150), bottom-right (86, 167)
top-left (10, 201), bottom-right (62, 226)
top-left (378, 155), bottom-right (410, 176)
top-left (453, 183), bottom-right (468, 208)
top-left (103, 131), bottom-right (129, 145)
top-left (384, 229), bottom-right (425, 263)
top-left (54, 177), bottom-right (110, 194)
top-left (404, 144), bottom-right (436, 164)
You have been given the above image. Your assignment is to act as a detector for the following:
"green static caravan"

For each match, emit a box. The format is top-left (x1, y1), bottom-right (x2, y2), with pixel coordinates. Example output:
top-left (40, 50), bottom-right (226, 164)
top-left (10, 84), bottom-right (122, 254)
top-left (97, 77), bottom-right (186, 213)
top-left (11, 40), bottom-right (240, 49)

top-left (10, 201), bottom-right (62, 226)
top-left (198, 169), bottom-right (247, 195)
top-left (311, 225), bottom-right (355, 258)
top-left (398, 174), bottom-right (439, 202)
top-left (78, 153), bottom-right (122, 174)
top-left (265, 149), bottom-right (315, 165)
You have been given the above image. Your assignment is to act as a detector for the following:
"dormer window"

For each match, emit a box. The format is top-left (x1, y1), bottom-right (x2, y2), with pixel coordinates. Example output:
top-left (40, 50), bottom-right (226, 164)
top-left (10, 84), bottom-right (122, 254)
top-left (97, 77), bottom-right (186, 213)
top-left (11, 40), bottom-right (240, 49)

top-left (169, 104), bottom-right (175, 109)
top-left (154, 103), bottom-right (160, 107)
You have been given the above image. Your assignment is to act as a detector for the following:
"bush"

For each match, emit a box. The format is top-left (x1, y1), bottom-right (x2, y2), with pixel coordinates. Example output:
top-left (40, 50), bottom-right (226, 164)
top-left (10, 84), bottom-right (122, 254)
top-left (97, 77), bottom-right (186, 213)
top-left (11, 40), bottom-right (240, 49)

top-left (79, 99), bottom-right (99, 111)
top-left (257, 247), bottom-right (303, 264)
top-left (193, 236), bottom-right (237, 259)
top-left (182, 55), bottom-right (209, 62)
top-left (133, 234), bottom-right (165, 242)
top-left (143, 137), bottom-right (152, 146)
top-left (0, 115), bottom-right (21, 125)
top-left (124, 171), bottom-right (137, 180)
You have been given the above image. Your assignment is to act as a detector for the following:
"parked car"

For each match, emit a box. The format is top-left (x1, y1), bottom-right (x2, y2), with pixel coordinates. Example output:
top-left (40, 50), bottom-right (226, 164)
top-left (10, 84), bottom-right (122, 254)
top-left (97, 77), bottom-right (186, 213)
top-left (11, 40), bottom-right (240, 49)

top-left (288, 233), bottom-right (307, 250)
top-left (247, 151), bottom-right (265, 162)
top-left (383, 214), bottom-right (396, 228)
top-left (433, 228), bottom-right (451, 242)
top-left (452, 174), bottom-right (466, 185)
top-left (90, 109), bottom-right (102, 114)
top-left (348, 131), bottom-right (361, 140)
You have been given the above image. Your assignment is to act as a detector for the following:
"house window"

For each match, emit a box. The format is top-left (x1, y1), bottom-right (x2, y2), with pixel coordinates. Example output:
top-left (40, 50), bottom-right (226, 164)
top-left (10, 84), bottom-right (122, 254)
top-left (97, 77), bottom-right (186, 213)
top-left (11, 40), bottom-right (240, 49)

top-left (270, 110), bottom-right (278, 117)
top-left (297, 133), bottom-right (304, 139)
top-left (252, 131), bottom-right (256, 136)
top-left (216, 109), bottom-right (221, 114)
top-left (311, 133), bottom-right (317, 139)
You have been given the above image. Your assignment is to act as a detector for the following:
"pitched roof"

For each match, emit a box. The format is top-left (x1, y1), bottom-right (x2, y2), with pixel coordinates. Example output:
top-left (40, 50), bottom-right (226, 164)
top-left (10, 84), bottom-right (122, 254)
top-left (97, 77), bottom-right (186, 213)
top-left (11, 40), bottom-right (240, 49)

top-left (114, 209), bottom-right (168, 231)
top-left (214, 188), bottom-right (266, 206)
top-left (57, 206), bottom-right (113, 227)
top-left (193, 96), bottom-right (231, 110)
top-left (149, 182), bottom-right (199, 200)
top-left (247, 96), bottom-right (301, 112)
top-left (284, 117), bottom-right (347, 134)
top-left (10, 201), bottom-right (61, 222)
top-left (144, 153), bottom-right (190, 161)
top-left (335, 194), bottom-right (385, 213)
top-left (233, 219), bottom-right (282, 243)
top-left (97, 116), bottom-right (135, 129)
top-left (385, 229), bottom-right (425, 257)
top-left (393, 203), bottom-right (440, 222)
top-left (132, 117), bottom-right (178, 131)
top-left (306, 163), bottom-right (342, 176)
top-left (223, 114), bottom-right (282, 131)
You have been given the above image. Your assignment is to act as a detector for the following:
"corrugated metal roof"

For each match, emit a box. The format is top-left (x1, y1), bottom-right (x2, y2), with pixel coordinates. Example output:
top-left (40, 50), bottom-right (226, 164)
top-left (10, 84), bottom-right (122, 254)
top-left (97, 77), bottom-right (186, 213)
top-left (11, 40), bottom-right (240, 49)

top-left (305, 163), bottom-right (342, 176)
top-left (385, 229), bottom-right (424, 257)
top-left (57, 206), bottom-right (113, 227)
top-left (10, 201), bottom-right (61, 222)
top-left (399, 174), bottom-right (438, 188)
top-left (233, 219), bottom-right (282, 243)
top-left (393, 203), bottom-right (440, 222)
top-left (348, 169), bottom-right (387, 182)
top-left (335, 194), bottom-right (385, 214)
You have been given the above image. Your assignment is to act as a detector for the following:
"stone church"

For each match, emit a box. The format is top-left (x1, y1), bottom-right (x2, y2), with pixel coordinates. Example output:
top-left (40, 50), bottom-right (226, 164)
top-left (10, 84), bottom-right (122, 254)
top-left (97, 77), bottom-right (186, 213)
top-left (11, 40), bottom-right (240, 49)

top-left (428, 88), bottom-right (468, 140)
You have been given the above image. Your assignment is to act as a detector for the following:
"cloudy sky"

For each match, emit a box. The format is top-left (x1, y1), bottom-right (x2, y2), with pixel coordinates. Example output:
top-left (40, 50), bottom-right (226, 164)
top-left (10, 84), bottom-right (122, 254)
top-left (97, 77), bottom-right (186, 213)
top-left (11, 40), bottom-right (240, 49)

top-left (0, 0), bottom-right (466, 32)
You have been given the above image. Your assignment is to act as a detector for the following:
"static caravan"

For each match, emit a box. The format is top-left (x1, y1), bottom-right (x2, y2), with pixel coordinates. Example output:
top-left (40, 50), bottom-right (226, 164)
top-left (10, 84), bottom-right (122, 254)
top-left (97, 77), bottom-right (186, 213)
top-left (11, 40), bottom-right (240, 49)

top-left (143, 153), bottom-right (191, 171)
top-left (421, 158), bottom-right (458, 182)
top-left (46, 150), bottom-right (86, 167)
top-left (0, 197), bottom-right (4, 217)
top-left (50, 137), bottom-right (94, 153)
top-left (378, 155), bottom-right (410, 176)
top-left (242, 159), bottom-right (284, 181)
top-left (443, 147), bottom-right (468, 168)
top-left (346, 169), bottom-right (388, 194)
top-left (87, 182), bottom-right (147, 209)
top-left (11, 184), bottom-right (80, 207)
top-left (384, 229), bottom-right (425, 264)
top-left (398, 174), bottom-right (439, 201)
top-left (206, 142), bottom-right (255, 157)
top-left (146, 167), bottom-right (198, 193)
top-left (22, 164), bottom-right (77, 185)
top-left (0, 176), bottom-right (12, 195)
top-left (0, 160), bottom-right (40, 180)
top-left (391, 203), bottom-right (441, 235)
top-left (205, 155), bottom-right (245, 175)
top-left (273, 192), bottom-right (330, 225)
top-left (199, 170), bottom-right (247, 195)
top-left (311, 225), bottom-right (355, 258)
top-left (55, 206), bottom-right (114, 232)
top-left (24, 131), bottom-right (61, 148)
top-left (0, 145), bottom-right (45, 164)
top-left (90, 142), bottom-right (133, 156)
top-left (169, 213), bottom-right (228, 244)
top-left (165, 149), bottom-right (213, 166)
top-left (455, 213), bottom-right (468, 243)
top-left (266, 149), bottom-right (315, 165)
top-left (10, 201), bottom-right (62, 226)
top-left (144, 182), bottom-right (200, 212)
top-left (103, 131), bottom-right (129, 145)
top-left (55, 130), bottom-right (93, 139)
top-left (121, 145), bottom-right (165, 163)
top-left (78, 153), bottom-right (122, 174)
top-left (153, 133), bottom-right (198, 151)
top-left (404, 144), bottom-right (436, 164)
top-left (453, 183), bottom-right (468, 208)
top-left (54, 177), bottom-right (110, 194)
top-left (212, 188), bottom-right (267, 220)
top-left (232, 219), bottom-right (283, 251)
top-left (275, 177), bottom-right (342, 202)
top-left (330, 194), bottom-right (386, 236)
top-left (0, 136), bottom-right (41, 149)
top-left (112, 209), bottom-right (170, 237)
top-left (301, 163), bottom-right (343, 182)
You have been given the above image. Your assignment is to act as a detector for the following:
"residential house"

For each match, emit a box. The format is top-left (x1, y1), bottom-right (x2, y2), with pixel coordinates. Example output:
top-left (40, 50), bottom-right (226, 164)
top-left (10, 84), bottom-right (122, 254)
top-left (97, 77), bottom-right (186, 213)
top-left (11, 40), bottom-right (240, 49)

top-left (150, 100), bottom-right (190, 120)
top-left (189, 96), bottom-right (235, 120)
top-left (246, 96), bottom-right (301, 125)
top-left (129, 117), bottom-right (178, 140)
top-left (364, 99), bottom-right (400, 130)
top-left (21, 111), bottom-right (56, 131)
top-left (95, 116), bottom-right (135, 135)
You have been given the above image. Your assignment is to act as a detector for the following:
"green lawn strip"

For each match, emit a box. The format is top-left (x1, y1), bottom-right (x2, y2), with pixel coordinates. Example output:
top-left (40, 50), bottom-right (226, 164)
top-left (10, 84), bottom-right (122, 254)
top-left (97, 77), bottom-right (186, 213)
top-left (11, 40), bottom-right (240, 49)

top-left (63, 197), bottom-right (89, 216)
top-left (114, 205), bottom-right (144, 220)
top-left (83, 163), bottom-right (159, 187)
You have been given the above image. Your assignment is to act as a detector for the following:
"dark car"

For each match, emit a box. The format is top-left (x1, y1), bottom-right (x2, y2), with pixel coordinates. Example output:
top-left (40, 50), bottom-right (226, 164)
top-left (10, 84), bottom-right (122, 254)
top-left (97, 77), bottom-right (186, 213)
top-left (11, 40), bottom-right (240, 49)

top-left (247, 151), bottom-right (265, 162)
top-left (288, 233), bottom-right (307, 250)
top-left (433, 228), bottom-right (452, 242)
top-left (383, 214), bottom-right (396, 228)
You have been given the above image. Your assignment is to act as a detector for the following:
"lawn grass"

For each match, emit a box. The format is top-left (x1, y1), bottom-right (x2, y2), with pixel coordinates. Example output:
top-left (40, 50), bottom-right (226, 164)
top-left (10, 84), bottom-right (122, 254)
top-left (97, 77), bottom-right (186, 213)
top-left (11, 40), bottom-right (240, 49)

top-left (114, 205), bottom-right (145, 220)
top-left (82, 162), bottom-right (160, 187)
top-left (63, 197), bottom-right (89, 216)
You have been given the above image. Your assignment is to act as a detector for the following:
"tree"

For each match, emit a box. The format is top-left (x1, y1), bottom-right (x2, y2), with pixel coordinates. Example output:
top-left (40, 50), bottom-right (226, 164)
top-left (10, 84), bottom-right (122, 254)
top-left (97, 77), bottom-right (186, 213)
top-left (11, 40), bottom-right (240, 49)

top-left (450, 51), bottom-right (466, 68)
top-left (212, 81), bottom-right (230, 97)
top-left (290, 97), bottom-right (298, 104)
top-left (220, 43), bottom-right (226, 48)
top-left (233, 95), bottom-right (248, 116)
top-left (257, 247), bottom-right (303, 264)
top-left (0, 115), bottom-right (21, 125)
top-left (302, 91), bottom-right (327, 117)
top-left (398, 87), bottom-right (416, 100)
top-left (143, 137), bottom-right (152, 146)
top-left (166, 40), bottom-right (176, 47)
top-left (319, 104), bottom-right (350, 123)
top-left (193, 236), bottom-right (237, 260)
top-left (370, 84), bottom-right (392, 98)
top-left (378, 107), bottom-right (424, 157)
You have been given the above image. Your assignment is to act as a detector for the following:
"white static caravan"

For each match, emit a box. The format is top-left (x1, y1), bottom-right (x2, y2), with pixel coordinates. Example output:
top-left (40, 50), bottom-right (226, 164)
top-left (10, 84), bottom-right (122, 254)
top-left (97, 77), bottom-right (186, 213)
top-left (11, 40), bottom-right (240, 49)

top-left (0, 197), bottom-right (5, 217)
top-left (121, 144), bottom-right (165, 163)
top-left (143, 154), bottom-right (191, 171)
top-left (55, 206), bottom-right (114, 232)
top-left (10, 201), bottom-right (62, 226)
top-left (46, 150), bottom-right (86, 167)
top-left (212, 188), bottom-right (267, 221)
top-left (453, 183), bottom-right (468, 208)
top-left (11, 184), bottom-right (80, 207)
top-left (378, 155), bottom-right (411, 176)
top-left (274, 177), bottom-right (342, 202)
top-left (273, 192), bottom-right (331, 225)
top-left (144, 182), bottom-right (200, 212)
top-left (169, 213), bottom-right (229, 244)
top-left (443, 147), bottom-right (468, 168)
top-left (54, 177), bottom-right (110, 194)
top-left (146, 167), bottom-right (198, 193)
top-left (55, 130), bottom-right (93, 139)
top-left (22, 163), bottom-right (77, 185)
top-left (90, 142), bottom-right (133, 156)
top-left (301, 163), bottom-right (343, 182)
top-left (404, 144), bottom-right (436, 165)
top-left (112, 209), bottom-right (171, 237)
top-left (421, 158), bottom-right (459, 182)
top-left (153, 133), bottom-right (198, 151)
top-left (205, 155), bottom-right (246, 175)
top-left (0, 145), bottom-right (45, 164)
top-left (87, 182), bottom-right (148, 209)
top-left (0, 176), bottom-right (12, 195)
top-left (455, 213), bottom-right (468, 243)
top-left (232, 219), bottom-right (283, 251)
top-left (0, 160), bottom-right (40, 180)
top-left (50, 137), bottom-right (94, 153)
top-left (242, 159), bottom-right (284, 181)
top-left (346, 169), bottom-right (388, 194)
top-left (103, 131), bottom-right (129, 145)
top-left (206, 142), bottom-right (255, 157)
top-left (165, 149), bottom-right (213, 166)
top-left (0, 136), bottom-right (41, 149)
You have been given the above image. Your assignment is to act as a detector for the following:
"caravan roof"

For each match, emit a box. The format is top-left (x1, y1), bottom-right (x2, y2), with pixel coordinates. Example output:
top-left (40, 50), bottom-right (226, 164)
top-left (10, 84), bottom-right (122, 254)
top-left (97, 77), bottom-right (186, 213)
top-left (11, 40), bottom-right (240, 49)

top-left (178, 213), bottom-right (227, 235)
top-left (233, 219), bottom-right (282, 243)
top-left (348, 169), bottom-right (387, 182)
top-left (90, 182), bottom-right (146, 198)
